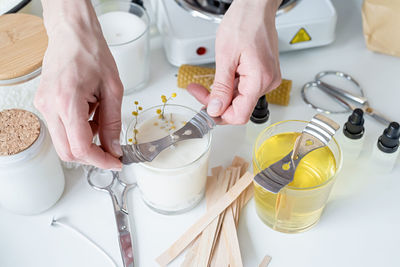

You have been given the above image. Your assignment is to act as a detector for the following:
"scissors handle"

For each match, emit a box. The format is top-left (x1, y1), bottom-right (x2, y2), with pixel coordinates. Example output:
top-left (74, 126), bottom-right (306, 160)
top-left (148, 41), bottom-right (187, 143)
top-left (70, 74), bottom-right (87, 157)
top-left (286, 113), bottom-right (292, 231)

top-left (316, 80), bottom-right (368, 105)
top-left (301, 81), bottom-right (353, 114)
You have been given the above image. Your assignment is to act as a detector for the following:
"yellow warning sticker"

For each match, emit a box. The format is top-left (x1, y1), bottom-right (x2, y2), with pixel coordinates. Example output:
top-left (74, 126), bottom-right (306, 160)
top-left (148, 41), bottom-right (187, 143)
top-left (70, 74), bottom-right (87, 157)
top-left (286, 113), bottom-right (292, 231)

top-left (290, 28), bottom-right (311, 44)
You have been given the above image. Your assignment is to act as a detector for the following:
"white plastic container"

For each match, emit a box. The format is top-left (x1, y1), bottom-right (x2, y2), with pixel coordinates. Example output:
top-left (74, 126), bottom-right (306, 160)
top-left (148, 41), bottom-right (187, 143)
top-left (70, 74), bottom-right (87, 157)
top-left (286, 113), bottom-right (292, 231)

top-left (0, 109), bottom-right (65, 215)
top-left (124, 104), bottom-right (211, 214)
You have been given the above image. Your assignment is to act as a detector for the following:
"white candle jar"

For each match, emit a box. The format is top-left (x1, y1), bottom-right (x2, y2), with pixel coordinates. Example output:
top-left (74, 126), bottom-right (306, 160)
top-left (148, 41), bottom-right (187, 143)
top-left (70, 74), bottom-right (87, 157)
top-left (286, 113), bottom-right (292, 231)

top-left (96, 1), bottom-right (150, 95)
top-left (124, 104), bottom-right (211, 214)
top-left (0, 109), bottom-right (65, 215)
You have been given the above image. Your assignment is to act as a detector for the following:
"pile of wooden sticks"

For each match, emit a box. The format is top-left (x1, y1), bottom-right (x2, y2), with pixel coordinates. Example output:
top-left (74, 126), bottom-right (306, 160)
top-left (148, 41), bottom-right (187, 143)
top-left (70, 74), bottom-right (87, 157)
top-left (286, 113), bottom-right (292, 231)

top-left (156, 156), bottom-right (256, 267)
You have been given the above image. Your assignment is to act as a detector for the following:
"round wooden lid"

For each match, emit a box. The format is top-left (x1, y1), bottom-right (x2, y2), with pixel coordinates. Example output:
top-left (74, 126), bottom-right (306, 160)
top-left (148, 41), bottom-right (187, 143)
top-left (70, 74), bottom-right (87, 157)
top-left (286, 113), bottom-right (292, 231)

top-left (0, 14), bottom-right (48, 81)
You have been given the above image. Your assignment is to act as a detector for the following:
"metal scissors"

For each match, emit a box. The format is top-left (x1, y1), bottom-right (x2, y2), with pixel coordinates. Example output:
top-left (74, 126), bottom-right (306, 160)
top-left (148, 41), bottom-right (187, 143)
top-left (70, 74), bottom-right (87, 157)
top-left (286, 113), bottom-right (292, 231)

top-left (87, 167), bottom-right (136, 267)
top-left (301, 71), bottom-right (392, 125)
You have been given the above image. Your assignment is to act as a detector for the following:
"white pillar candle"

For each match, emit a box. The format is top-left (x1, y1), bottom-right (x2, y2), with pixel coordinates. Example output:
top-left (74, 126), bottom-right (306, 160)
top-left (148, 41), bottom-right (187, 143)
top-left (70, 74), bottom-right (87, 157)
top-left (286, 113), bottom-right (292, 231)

top-left (98, 8), bottom-right (150, 94)
top-left (124, 105), bottom-right (211, 214)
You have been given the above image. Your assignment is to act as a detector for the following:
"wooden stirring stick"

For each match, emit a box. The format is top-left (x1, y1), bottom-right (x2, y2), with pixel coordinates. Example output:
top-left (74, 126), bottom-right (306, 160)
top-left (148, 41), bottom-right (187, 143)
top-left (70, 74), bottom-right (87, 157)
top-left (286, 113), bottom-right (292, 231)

top-left (211, 158), bottom-right (252, 266)
top-left (156, 172), bottom-right (254, 266)
top-left (193, 169), bottom-right (230, 266)
top-left (259, 255), bottom-right (272, 267)
top-left (182, 166), bottom-right (224, 267)
top-left (207, 170), bottom-right (231, 263)
top-left (183, 157), bottom-right (254, 267)
top-left (220, 167), bottom-right (243, 267)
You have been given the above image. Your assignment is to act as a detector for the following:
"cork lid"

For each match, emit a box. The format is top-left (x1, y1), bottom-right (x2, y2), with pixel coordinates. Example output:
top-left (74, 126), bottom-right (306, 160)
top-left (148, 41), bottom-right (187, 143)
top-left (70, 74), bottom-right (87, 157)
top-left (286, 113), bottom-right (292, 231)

top-left (0, 14), bottom-right (48, 83)
top-left (0, 109), bottom-right (41, 156)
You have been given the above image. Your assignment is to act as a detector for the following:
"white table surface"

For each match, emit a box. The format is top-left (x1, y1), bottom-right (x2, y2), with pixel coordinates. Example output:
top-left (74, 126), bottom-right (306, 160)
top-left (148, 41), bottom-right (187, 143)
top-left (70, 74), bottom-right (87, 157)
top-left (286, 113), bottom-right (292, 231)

top-left (1, 0), bottom-right (400, 266)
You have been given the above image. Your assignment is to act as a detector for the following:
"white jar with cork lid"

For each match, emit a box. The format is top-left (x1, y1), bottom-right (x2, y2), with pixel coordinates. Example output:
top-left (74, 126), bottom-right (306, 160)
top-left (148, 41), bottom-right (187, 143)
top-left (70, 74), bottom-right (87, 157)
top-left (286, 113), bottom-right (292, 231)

top-left (0, 109), bottom-right (65, 215)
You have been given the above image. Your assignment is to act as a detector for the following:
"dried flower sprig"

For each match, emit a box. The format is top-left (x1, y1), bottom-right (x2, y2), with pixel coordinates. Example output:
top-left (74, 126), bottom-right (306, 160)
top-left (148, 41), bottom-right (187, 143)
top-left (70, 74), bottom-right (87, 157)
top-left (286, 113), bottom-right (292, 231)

top-left (156, 93), bottom-right (177, 120)
top-left (129, 101), bottom-right (143, 144)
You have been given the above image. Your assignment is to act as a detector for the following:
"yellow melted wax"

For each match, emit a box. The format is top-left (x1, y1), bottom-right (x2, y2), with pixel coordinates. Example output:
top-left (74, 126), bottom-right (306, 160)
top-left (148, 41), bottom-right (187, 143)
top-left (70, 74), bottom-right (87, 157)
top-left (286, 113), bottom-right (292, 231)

top-left (253, 132), bottom-right (337, 232)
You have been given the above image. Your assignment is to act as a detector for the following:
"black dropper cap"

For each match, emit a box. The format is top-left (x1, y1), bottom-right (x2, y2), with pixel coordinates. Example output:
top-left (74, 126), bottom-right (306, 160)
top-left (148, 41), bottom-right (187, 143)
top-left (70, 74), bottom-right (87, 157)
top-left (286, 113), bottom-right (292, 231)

top-left (250, 95), bottom-right (270, 124)
top-left (343, 108), bottom-right (365, 139)
top-left (377, 122), bottom-right (400, 153)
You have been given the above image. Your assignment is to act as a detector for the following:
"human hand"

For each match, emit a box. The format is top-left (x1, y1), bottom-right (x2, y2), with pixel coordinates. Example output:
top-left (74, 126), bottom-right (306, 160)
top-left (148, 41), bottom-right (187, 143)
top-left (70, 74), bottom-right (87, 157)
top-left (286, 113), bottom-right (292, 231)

top-left (35, 0), bottom-right (123, 170)
top-left (187, 0), bottom-right (282, 124)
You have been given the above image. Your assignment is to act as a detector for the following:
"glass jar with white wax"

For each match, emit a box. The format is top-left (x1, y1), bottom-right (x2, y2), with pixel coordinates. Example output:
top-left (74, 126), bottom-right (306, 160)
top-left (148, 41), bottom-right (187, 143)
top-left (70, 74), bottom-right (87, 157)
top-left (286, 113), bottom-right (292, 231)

top-left (0, 109), bottom-right (65, 215)
top-left (95, 0), bottom-right (150, 95)
top-left (124, 105), bottom-right (211, 214)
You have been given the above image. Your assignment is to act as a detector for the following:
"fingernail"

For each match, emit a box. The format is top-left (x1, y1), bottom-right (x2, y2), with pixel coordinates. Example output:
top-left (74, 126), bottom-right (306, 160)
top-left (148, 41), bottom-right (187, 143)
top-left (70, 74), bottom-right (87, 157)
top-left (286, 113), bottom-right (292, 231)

top-left (112, 139), bottom-right (123, 157)
top-left (111, 167), bottom-right (122, 172)
top-left (207, 98), bottom-right (222, 116)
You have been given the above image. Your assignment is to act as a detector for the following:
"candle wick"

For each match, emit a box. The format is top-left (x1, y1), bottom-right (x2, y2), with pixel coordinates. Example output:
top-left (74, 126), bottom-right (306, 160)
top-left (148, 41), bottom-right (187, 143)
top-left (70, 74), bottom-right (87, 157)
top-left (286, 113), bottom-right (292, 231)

top-left (50, 217), bottom-right (118, 267)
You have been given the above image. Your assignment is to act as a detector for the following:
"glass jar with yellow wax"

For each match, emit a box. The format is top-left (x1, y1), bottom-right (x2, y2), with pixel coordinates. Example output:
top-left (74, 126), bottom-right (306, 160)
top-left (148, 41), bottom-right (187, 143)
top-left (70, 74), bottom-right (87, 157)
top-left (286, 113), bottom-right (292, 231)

top-left (253, 120), bottom-right (342, 233)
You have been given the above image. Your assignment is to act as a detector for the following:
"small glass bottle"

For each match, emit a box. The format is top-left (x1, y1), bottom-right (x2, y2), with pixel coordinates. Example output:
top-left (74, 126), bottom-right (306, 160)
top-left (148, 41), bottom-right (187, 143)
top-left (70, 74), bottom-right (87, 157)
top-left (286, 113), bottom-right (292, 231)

top-left (339, 108), bottom-right (365, 162)
top-left (371, 122), bottom-right (400, 173)
top-left (0, 109), bottom-right (65, 215)
top-left (246, 95), bottom-right (270, 144)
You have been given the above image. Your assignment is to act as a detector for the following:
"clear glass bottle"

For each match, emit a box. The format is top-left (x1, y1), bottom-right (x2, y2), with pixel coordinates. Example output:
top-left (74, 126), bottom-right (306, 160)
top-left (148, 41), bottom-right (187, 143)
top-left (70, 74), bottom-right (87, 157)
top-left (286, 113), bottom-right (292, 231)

top-left (246, 95), bottom-right (270, 144)
top-left (339, 108), bottom-right (365, 162)
top-left (0, 109), bottom-right (65, 215)
top-left (371, 122), bottom-right (400, 173)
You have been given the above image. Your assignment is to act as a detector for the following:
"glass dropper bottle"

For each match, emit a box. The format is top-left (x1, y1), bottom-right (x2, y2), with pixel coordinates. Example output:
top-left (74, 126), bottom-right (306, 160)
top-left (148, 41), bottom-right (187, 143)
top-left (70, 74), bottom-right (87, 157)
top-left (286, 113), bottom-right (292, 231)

top-left (246, 95), bottom-right (271, 144)
top-left (371, 122), bottom-right (400, 172)
top-left (339, 108), bottom-right (366, 161)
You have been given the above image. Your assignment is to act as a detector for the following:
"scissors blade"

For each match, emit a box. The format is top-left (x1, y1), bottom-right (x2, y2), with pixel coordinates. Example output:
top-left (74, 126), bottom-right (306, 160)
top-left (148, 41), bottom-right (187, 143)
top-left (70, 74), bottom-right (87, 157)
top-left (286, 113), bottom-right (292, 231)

top-left (364, 107), bottom-right (392, 125)
top-left (316, 80), bottom-right (368, 105)
top-left (114, 209), bottom-right (135, 267)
